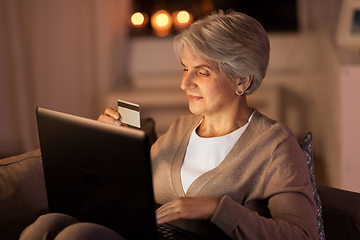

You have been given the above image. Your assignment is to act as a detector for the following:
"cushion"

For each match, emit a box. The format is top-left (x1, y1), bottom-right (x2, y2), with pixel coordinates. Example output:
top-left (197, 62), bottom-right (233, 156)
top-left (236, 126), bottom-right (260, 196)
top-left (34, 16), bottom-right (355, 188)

top-left (0, 149), bottom-right (49, 240)
top-left (140, 118), bottom-right (157, 147)
top-left (300, 132), bottom-right (326, 240)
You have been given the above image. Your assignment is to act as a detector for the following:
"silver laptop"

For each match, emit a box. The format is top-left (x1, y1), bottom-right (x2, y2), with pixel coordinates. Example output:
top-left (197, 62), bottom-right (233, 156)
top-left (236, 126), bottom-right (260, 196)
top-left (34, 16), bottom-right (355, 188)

top-left (36, 107), bottom-right (230, 240)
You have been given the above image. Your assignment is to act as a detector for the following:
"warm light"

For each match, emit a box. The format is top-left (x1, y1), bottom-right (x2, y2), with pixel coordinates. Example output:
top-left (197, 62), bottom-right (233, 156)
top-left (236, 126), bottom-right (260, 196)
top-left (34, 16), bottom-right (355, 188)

top-left (131, 12), bottom-right (145, 26)
top-left (172, 11), bottom-right (193, 30)
top-left (177, 11), bottom-right (190, 24)
top-left (151, 10), bottom-right (172, 37)
top-left (156, 13), bottom-right (169, 26)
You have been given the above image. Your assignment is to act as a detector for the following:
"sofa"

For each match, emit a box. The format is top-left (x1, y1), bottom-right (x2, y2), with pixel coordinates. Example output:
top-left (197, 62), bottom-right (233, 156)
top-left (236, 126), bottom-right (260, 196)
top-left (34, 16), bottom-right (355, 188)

top-left (1, 125), bottom-right (360, 240)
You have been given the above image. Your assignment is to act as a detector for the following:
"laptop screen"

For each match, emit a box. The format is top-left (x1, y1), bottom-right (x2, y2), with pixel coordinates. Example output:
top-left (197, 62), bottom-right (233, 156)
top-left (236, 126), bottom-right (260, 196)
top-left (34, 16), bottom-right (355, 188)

top-left (36, 107), bottom-right (157, 239)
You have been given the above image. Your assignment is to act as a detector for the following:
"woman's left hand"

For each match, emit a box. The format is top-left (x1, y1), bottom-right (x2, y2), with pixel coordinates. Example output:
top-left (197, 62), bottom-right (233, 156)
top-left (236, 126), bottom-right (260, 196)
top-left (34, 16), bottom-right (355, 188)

top-left (156, 197), bottom-right (221, 224)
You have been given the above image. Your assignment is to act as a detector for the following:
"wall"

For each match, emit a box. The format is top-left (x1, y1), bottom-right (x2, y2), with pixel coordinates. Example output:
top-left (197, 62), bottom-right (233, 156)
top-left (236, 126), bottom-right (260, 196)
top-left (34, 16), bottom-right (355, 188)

top-left (0, 0), bottom-right (130, 157)
top-left (340, 66), bottom-right (360, 192)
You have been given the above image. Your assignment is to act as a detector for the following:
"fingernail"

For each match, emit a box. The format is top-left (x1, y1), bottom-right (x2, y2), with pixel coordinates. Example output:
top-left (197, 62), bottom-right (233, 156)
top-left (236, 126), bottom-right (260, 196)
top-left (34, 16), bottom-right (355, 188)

top-left (114, 112), bottom-right (120, 119)
top-left (114, 120), bottom-right (121, 126)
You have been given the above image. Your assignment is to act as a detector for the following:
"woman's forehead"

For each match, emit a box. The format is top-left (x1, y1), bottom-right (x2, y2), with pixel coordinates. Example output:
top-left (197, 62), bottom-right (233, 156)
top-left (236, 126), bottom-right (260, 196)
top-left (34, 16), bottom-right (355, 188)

top-left (181, 47), bottom-right (216, 69)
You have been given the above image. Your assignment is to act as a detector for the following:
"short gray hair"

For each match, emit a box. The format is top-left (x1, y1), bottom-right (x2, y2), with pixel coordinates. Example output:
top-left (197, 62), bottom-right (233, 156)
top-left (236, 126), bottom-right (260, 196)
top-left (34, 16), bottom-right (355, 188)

top-left (174, 10), bottom-right (270, 95)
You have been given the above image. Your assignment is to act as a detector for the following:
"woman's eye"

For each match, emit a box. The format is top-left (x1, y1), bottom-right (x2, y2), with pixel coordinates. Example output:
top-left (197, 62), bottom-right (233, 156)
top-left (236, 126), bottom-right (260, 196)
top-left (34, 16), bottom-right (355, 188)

top-left (199, 71), bottom-right (210, 77)
top-left (183, 68), bottom-right (188, 72)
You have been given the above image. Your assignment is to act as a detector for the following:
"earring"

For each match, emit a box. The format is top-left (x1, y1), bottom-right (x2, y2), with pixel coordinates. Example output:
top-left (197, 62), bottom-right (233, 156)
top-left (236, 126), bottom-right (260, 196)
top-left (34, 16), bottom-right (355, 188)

top-left (237, 90), bottom-right (242, 95)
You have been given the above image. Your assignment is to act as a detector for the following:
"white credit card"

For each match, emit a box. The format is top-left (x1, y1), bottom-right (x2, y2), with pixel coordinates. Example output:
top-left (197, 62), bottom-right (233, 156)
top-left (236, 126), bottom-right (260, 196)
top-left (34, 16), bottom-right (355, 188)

top-left (117, 99), bottom-right (141, 128)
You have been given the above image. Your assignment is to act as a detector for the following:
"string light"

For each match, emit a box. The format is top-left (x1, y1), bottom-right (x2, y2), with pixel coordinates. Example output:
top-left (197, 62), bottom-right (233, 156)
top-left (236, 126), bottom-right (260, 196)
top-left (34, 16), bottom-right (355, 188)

top-left (131, 12), bottom-right (144, 26)
top-left (151, 10), bottom-right (172, 37)
top-left (155, 12), bottom-right (169, 26)
top-left (173, 10), bottom-right (192, 30)
top-left (131, 10), bottom-right (193, 36)
top-left (177, 11), bottom-right (190, 24)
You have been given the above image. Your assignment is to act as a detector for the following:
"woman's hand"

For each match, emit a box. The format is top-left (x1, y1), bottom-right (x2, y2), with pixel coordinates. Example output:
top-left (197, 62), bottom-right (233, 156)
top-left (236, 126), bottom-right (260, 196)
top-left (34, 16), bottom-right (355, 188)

top-left (97, 108), bottom-right (126, 126)
top-left (156, 197), bottom-right (221, 224)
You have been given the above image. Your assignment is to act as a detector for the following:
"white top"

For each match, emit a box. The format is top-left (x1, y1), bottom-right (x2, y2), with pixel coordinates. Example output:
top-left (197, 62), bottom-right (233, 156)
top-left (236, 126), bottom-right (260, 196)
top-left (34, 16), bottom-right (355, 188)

top-left (181, 112), bottom-right (254, 194)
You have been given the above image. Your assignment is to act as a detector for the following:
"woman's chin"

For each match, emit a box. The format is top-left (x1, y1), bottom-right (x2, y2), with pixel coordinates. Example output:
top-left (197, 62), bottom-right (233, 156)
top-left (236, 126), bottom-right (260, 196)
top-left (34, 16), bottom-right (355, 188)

top-left (188, 105), bottom-right (204, 116)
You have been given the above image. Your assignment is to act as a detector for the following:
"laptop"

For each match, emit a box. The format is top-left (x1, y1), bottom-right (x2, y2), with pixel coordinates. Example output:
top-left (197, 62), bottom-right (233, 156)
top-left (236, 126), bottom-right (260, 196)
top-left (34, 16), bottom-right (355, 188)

top-left (36, 107), bottom-right (230, 240)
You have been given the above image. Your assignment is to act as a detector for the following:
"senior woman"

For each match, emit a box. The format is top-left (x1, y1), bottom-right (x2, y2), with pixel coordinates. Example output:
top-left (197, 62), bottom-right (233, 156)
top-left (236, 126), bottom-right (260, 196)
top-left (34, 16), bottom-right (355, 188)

top-left (100, 10), bottom-right (318, 240)
top-left (20, 10), bottom-right (317, 240)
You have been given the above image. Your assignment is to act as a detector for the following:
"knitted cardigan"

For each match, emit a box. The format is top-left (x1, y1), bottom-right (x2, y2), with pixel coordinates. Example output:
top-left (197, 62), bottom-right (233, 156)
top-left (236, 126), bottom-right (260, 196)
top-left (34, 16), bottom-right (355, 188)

top-left (150, 109), bottom-right (318, 240)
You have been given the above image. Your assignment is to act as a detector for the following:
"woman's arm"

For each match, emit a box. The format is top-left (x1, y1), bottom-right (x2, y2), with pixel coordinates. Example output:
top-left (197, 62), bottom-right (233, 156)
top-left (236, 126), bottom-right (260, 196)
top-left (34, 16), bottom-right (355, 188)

top-left (211, 136), bottom-right (318, 240)
top-left (156, 197), bottom-right (221, 224)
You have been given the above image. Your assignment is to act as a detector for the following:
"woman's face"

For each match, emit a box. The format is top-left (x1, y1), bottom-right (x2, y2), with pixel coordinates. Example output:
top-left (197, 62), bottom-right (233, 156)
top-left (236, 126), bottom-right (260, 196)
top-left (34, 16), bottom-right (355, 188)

top-left (181, 48), bottom-right (239, 118)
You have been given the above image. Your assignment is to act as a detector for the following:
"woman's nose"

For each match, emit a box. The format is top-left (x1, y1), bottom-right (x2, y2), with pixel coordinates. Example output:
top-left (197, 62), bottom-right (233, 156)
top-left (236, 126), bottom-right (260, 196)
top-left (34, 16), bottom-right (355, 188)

top-left (181, 73), bottom-right (196, 91)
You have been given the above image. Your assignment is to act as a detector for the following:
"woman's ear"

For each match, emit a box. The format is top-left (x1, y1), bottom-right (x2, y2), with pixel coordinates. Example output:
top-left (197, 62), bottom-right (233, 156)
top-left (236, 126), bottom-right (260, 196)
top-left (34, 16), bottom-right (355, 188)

top-left (236, 76), bottom-right (253, 95)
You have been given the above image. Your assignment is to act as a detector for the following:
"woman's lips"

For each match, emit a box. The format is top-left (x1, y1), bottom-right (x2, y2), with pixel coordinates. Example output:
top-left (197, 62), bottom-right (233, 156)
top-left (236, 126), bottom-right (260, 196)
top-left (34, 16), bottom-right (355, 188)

top-left (187, 95), bottom-right (203, 101)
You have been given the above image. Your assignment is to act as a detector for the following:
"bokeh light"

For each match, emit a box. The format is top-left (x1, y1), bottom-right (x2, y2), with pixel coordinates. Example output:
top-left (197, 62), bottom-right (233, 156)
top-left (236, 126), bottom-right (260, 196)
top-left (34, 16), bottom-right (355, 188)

top-left (131, 12), bottom-right (144, 26)
top-left (173, 10), bottom-right (193, 30)
top-left (155, 13), bottom-right (169, 26)
top-left (131, 12), bottom-right (149, 27)
top-left (131, 10), bottom-right (194, 36)
top-left (151, 10), bottom-right (172, 37)
top-left (177, 11), bottom-right (190, 24)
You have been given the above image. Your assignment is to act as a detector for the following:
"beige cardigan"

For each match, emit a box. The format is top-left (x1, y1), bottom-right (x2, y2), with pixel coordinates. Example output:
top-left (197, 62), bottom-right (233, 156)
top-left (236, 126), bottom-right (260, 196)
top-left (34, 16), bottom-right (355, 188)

top-left (150, 109), bottom-right (318, 240)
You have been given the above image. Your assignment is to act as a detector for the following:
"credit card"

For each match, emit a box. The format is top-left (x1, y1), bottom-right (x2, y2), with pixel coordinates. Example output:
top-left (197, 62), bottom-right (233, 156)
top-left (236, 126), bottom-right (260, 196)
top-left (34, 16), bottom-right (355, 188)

top-left (117, 99), bottom-right (141, 128)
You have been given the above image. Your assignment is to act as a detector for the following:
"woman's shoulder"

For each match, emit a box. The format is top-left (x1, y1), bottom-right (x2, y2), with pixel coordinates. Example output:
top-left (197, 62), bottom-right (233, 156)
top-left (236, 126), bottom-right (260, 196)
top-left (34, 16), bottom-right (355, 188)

top-left (251, 109), bottom-right (295, 141)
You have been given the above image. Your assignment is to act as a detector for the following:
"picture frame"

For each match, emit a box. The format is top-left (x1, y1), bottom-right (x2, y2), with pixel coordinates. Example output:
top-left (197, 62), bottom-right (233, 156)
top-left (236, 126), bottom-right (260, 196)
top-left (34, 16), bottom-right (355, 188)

top-left (336, 0), bottom-right (360, 48)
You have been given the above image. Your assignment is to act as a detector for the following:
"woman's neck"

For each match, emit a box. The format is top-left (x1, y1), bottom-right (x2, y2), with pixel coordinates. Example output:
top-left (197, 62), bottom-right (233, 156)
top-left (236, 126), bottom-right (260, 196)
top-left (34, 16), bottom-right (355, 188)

top-left (196, 104), bottom-right (253, 138)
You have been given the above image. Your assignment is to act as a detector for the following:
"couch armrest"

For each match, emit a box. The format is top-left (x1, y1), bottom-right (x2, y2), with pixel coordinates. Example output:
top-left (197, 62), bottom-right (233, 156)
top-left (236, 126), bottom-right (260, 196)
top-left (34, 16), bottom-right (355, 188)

top-left (317, 185), bottom-right (360, 240)
top-left (0, 149), bottom-right (49, 240)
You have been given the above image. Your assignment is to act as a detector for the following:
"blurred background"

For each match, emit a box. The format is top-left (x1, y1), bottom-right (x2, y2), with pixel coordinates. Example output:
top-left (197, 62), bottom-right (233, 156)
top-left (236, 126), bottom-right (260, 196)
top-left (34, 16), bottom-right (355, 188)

top-left (1, 0), bottom-right (360, 192)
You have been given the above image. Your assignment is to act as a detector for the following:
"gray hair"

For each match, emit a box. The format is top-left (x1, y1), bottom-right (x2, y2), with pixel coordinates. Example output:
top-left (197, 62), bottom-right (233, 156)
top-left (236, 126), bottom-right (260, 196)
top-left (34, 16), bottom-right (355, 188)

top-left (174, 10), bottom-right (270, 95)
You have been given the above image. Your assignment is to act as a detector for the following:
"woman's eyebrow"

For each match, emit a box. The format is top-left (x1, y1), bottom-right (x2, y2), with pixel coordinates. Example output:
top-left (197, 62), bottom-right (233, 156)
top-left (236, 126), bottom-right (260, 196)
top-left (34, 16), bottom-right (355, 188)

top-left (194, 64), bottom-right (210, 69)
top-left (181, 61), bottom-right (210, 69)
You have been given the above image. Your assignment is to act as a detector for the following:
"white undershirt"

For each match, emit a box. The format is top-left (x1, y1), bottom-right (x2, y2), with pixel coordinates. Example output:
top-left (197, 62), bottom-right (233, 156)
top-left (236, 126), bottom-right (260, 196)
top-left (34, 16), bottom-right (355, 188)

top-left (181, 112), bottom-right (254, 194)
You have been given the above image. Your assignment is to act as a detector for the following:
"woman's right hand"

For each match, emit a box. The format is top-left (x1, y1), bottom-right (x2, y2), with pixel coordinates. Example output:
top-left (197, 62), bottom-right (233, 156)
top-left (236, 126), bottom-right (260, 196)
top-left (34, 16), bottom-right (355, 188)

top-left (97, 107), bottom-right (124, 126)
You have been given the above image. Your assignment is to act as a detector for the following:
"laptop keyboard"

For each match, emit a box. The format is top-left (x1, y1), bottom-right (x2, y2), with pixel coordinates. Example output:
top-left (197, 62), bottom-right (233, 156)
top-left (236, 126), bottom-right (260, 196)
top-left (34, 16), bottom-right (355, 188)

top-left (157, 224), bottom-right (206, 240)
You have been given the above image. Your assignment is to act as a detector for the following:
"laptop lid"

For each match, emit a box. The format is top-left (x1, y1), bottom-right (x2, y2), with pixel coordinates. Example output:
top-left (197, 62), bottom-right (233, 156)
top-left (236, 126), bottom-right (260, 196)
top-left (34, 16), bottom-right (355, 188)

top-left (37, 107), bottom-right (157, 239)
